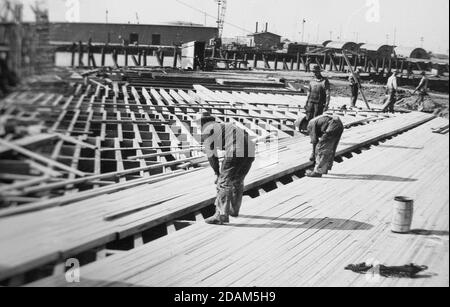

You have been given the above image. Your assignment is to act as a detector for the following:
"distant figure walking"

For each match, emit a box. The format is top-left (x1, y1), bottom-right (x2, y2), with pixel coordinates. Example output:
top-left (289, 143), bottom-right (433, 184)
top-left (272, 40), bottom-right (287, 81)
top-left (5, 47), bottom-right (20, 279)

top-left (306, 115), bottom-right (344, 178)
top-left (305, 57), bottom-right (312, 72)
top-left (413, 71), bottom-right (429, 112)
top-left (349, 68), bottom-right (362, 108)
top-left (305, 65), bottom-right (331, 123)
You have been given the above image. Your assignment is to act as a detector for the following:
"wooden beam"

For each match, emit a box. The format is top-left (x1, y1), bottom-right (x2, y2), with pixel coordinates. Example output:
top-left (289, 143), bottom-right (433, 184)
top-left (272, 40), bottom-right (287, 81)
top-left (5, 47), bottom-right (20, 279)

top-left (342, 52), bottom-right (371, 110)
top-left (0, 139), bottom-right (86, 177)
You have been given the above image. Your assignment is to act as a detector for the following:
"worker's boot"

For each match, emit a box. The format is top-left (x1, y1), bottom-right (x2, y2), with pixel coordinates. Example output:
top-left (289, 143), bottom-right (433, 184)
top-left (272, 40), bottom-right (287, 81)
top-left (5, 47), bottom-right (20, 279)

top-left (205, 212), bottom-right (229, 225)
top-left (306, 170), bottom-right (323, 178)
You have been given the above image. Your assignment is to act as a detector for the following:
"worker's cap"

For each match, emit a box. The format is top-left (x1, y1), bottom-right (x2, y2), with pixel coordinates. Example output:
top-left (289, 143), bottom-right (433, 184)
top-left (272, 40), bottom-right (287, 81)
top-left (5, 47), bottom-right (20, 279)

top-left (421, 71), bottom-right (427, 76)
top-left (197, 112), bottom-right (216, 127)
top-left (294, 114), bottom-right (309, 133)
top-left (312, 65), bottom-right (322, 72)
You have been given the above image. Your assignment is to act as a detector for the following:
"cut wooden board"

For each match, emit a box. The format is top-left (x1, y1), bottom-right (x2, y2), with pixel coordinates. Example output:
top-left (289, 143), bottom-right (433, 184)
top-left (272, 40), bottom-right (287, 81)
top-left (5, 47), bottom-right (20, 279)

top-left (0, 134), bottom-right (59, 155)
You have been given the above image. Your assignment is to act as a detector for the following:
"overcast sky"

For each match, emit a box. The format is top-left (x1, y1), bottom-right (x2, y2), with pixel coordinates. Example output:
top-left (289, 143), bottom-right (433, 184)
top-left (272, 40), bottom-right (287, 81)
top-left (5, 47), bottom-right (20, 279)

top-left (20, 0), bottom-right (449, 53)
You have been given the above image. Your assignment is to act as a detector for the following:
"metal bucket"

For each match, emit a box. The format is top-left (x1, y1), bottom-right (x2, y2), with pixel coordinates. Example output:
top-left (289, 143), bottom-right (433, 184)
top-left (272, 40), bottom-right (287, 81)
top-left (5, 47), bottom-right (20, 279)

top-left (391, 196), bottom-right (414, 233)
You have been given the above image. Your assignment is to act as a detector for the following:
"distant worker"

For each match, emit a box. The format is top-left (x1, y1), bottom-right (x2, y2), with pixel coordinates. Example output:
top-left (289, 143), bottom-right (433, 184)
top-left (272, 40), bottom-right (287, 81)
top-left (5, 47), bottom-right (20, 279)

top-left (413, 71), bottom-right (429, 112)
top-left (306, 114), bottom-right (344, 178)
top-left (305, 57), bottom-right (312, 72)
top-left (385, 71), bottom-right (400, 113)
top-left (304, 65), bottom-right (331, 123)
top-left (349, 68), bottom-right (362, 108)
top-left (199, 112), bottom-right (256, 225)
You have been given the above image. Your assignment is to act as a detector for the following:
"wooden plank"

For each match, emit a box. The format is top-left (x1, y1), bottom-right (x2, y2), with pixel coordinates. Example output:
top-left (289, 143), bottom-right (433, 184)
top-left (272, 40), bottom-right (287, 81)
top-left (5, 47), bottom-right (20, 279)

top-left (0, 139), bottom-right (86, 177)
top-left (0, 134), bottom-right (59, 155)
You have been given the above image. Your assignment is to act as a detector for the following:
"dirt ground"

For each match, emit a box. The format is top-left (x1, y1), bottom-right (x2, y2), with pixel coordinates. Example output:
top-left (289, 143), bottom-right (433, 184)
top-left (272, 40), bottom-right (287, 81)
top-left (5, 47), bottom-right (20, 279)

top-left (289, 75), bottom-right (449, 118)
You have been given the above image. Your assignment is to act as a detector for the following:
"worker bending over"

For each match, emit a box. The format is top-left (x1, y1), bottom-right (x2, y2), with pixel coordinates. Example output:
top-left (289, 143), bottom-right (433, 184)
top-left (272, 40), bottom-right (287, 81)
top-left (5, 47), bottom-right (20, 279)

top-left (306, 115), bottom-right (344, 178)
top-left (413, 71), bottom-right (429, 112)
top-left (305, 65), bottom-right (331, 123)
top-left (199, 112), bottom-right (256, 225)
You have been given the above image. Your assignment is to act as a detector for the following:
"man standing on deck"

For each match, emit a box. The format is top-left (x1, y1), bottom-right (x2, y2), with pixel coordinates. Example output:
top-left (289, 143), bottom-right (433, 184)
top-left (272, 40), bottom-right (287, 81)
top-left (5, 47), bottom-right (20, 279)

top-left (305, 57), bottom-right (312, 72)
top-left (198, 112), bottom-right (256, 225)
top-left (304, 65), bottom-right (331, 123)
top-left (349, 68), bottom-right (362, 108)
top-left (306, 114), bottom-right (344, 178)
top-left (413, 71), bottom-right (429, 112)
top-left (385, 72), bottom-right (400, 113)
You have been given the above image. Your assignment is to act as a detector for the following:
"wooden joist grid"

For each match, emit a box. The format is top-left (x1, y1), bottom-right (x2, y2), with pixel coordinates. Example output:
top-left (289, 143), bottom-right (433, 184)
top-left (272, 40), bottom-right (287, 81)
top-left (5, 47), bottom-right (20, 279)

top-left (0, 79), bottom-right (388, 208)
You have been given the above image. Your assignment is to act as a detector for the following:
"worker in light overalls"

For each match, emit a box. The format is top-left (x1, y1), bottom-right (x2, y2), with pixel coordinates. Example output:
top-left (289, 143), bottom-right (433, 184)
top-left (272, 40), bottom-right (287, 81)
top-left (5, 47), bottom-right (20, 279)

top-left (306, 114), bottom-right (344, 178)
top-left (198, 112), bottom-right (256, 225)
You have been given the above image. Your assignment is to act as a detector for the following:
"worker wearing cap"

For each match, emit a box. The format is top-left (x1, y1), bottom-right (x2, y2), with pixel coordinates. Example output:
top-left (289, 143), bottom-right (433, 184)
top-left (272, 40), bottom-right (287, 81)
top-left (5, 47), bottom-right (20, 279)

top-left (385, 71), bottom-right (400, 113)
top-left (198, 112), bottom-right (256, 225)
top-left (413, 71), bottom-right (429, 112)
top-left (305, 65), bottom-right (331, 123)
top-left (306, 114), bottom-right (344, 178)
top-left (349, 68), bottom-right (362, 108)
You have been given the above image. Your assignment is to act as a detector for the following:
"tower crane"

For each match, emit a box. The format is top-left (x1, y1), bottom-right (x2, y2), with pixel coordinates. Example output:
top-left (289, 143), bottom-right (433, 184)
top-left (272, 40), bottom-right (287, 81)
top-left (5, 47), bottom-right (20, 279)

top-left (215, 0), bottom-right (227, 39)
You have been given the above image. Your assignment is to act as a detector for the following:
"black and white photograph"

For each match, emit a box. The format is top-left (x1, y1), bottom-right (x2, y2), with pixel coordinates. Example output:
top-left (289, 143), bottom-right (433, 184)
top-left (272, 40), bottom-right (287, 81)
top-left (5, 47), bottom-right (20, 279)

top-left (0, 0), bottom-right (448, 291)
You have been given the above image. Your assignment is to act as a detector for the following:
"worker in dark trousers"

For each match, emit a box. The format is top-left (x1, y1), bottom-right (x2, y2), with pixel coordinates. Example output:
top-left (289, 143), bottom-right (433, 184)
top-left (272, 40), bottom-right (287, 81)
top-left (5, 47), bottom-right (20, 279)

top-left (305, 65), bottom-right (331, 123)
top-left (306, 115), bottom-right (344, 178)
top-left (413, 71), bottom-right (429, 112)
top-left (349, 68), bottom-right (362, 108)
top-left (305, 57), bottom-right (312, 72)
top-left (199, 112), bottom-right (256, 225)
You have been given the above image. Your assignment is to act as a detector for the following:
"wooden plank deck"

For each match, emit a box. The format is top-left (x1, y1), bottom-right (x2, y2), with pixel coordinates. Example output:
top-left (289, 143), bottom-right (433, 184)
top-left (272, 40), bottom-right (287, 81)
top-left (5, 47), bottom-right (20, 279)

top-left (32, 117), bottom-right (449, 287)
top-left (0, 112), bottom-right (436, 282)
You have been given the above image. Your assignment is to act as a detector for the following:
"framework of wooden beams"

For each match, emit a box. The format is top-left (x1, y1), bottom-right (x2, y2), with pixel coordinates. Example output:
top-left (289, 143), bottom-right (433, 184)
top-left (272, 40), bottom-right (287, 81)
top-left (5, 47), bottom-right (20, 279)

top-left (0, 75), bottom-right (391, 209)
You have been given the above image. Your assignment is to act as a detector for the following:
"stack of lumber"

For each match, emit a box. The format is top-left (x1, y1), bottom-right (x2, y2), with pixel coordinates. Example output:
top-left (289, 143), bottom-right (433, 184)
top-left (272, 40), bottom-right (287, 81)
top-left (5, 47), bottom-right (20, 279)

top-left (0, 111), bottom-right (435, 285)
top-left (31, 116), bottom-right (449, 287)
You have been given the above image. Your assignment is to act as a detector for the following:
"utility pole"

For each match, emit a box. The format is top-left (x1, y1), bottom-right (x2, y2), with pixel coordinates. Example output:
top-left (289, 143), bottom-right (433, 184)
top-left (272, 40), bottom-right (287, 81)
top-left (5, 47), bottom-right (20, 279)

top-left (420, 36), bottom-right (424, 48)
top-left (393, 27), bottom-right (397, 45)
top-left (329, 31), bottom-right (333, 40)
top-left (386, 34), bottom-right (389, 44)
top-left (316, 24), bottom-right (320, 43)
top-left (301, 19), bottom-right (306, 42)
top-left (106, 9), bottom-right (108, 23)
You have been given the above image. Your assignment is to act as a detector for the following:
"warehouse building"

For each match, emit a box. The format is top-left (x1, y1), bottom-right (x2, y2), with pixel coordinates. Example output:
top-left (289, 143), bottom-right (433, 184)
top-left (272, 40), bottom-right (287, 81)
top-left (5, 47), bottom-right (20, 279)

top-left (49, 22), bottom-right (219, 46)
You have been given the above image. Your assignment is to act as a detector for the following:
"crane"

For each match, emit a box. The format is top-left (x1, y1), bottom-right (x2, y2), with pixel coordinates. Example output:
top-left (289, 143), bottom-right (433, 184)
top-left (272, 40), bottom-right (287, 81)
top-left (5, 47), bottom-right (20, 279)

top-left (215, 0), bottom-right (227, 39)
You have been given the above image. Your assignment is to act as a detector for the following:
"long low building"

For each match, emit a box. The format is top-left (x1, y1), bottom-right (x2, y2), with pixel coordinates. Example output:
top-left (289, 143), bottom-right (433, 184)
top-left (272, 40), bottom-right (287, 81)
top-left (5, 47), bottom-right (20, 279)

top-left (49, 22), bottom-right (219, 46)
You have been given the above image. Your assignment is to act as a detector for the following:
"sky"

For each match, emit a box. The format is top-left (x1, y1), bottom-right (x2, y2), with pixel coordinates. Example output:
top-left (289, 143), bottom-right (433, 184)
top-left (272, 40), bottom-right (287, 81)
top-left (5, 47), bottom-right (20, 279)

top-left (17, 0), bottom-right (450, 53)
